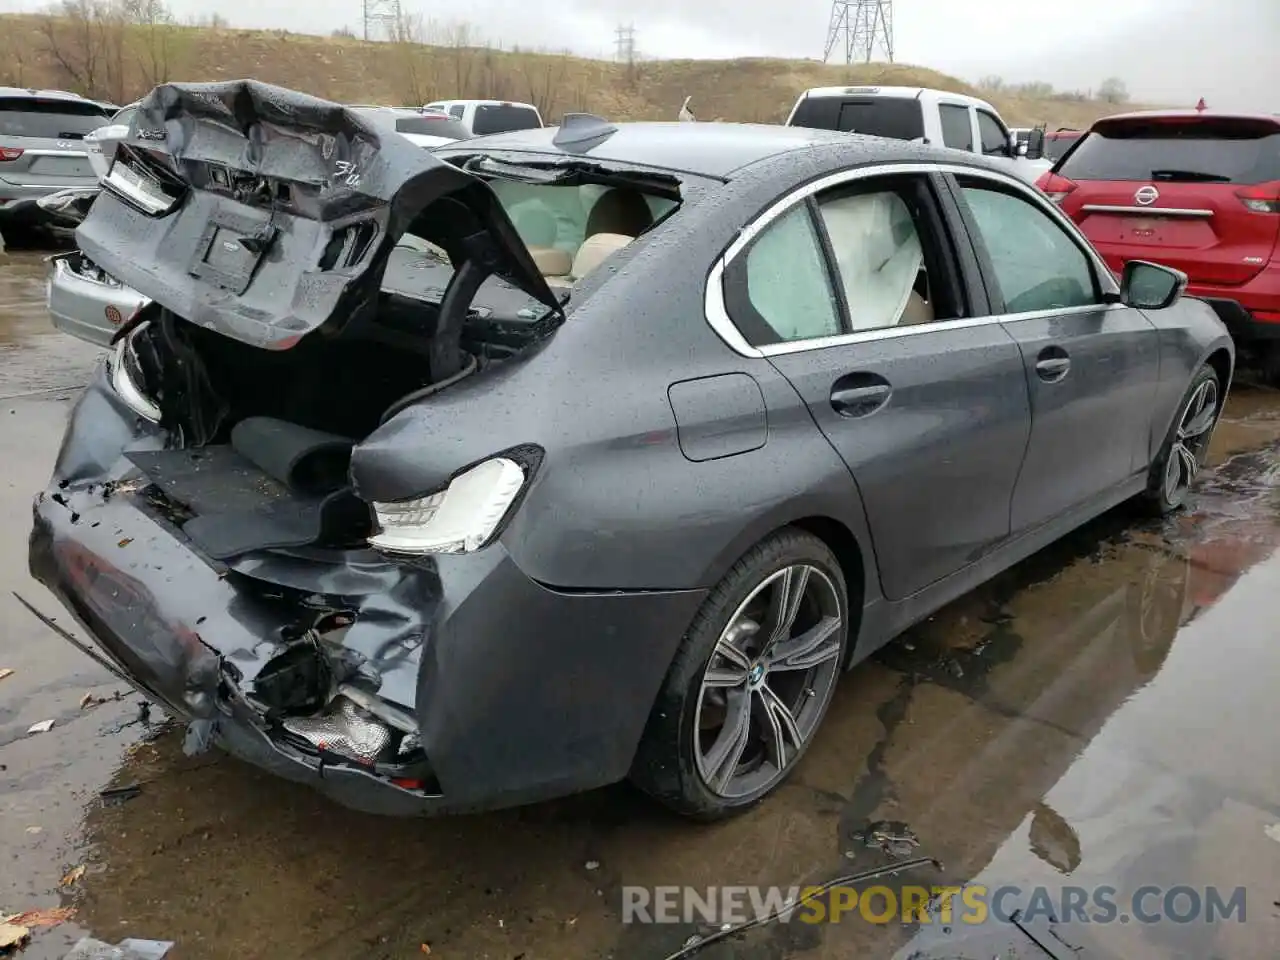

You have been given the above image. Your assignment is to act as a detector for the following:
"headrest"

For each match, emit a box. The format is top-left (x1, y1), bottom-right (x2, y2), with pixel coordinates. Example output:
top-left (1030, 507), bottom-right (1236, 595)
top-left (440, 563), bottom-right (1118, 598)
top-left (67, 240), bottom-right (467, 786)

top-left (527, 246), bottom-right (572, 277)
top-left (572, 233), bottom-right (633, 280)
top-left (585, 189), bottom-right (653, 238)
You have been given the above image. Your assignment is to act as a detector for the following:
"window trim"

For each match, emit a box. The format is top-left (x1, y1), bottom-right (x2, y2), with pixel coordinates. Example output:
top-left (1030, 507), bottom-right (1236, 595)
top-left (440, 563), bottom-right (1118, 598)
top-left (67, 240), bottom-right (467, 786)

top-left (703, 161), bottom-right (1121, 359)
top-left (944, 172), bottom-right (1106, 313)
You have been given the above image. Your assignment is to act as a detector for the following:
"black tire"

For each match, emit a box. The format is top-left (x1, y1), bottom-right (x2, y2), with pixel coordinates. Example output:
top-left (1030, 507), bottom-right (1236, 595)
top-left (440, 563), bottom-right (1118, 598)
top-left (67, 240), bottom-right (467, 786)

top-left (1262, 344), bottom-right (1280, 388)
top-left (1144, 364), bottom-right (1221, 516)
top-left (630, 528), bottom-right (850, 820)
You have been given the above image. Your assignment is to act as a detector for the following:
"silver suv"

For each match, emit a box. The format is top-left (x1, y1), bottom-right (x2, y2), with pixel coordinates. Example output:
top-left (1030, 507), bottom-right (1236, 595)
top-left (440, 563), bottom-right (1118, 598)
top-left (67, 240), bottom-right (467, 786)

top-left (0, 87), bottom-right (112, 232)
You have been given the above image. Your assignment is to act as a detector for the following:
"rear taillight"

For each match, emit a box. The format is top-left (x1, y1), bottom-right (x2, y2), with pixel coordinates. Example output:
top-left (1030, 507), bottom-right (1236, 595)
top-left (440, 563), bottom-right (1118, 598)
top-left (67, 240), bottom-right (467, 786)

top-left (1236, 181), bottom-right (1280, 214)
top-left (1037, 172), bottom-right (1077, 204)
top-left (0, 146), bottom-right (23, 161)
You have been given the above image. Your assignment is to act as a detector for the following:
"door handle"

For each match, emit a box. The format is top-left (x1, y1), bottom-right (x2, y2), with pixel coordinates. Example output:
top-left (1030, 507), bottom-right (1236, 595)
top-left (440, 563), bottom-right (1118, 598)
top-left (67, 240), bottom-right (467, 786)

top-left (1034, 351), bottom-right (1071, 382)
top-left (831, 374), bottom-right (892, 418)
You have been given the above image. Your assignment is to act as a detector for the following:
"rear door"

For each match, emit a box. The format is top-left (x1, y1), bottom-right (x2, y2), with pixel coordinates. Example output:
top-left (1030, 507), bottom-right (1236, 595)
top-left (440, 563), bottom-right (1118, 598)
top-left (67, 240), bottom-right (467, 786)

top-left (1054, 116), bottom-right (1280, 286)
top-left (720, 169), bottom-right (1033, 600)
top-left (948, 172), bottom-right (1161, 531)
top-left (0, 96), bottom-right (109, 190)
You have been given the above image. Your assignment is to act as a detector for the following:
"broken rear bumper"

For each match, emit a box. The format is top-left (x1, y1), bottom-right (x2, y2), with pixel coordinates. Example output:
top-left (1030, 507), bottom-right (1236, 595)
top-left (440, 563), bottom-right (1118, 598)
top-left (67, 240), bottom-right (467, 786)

top-left (29, 388), bottom-right (703, 814)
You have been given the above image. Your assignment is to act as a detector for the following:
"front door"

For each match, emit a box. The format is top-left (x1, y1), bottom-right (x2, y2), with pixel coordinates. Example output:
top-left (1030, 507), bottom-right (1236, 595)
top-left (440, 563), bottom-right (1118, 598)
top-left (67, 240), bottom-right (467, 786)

top-left (721, 171), bottom-right (1032, 601)
top-left (947, 174), bottom-right (1161, 531)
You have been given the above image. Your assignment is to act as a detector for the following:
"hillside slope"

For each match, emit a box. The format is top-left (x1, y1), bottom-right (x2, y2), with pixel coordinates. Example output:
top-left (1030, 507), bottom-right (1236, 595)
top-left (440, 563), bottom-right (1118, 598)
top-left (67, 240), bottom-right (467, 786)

top-left (0, 14), bottom-right (1139, 129)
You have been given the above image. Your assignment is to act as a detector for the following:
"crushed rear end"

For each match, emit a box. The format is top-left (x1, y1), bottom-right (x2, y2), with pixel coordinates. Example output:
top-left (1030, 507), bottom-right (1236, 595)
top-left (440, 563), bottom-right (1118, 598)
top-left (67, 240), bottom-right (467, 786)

top-left (26, 80), bottom-right (613, 815)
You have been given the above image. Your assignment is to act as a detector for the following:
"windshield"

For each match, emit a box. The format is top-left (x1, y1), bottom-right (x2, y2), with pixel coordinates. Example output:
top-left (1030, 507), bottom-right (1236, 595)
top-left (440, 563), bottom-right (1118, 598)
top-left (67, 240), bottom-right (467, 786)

top-left (0, 98), bottom-right (111, 139)
top-left (789, 96), bottom-right (926, 141)
top-left (471, 105), bottom-right (541, 136)
top-left (395, 115), bottom-right (469, 140)
top-left (1044, 135), bottom-right (1078, 161)
top-left (1059, 120), bottom-right (1280, 184)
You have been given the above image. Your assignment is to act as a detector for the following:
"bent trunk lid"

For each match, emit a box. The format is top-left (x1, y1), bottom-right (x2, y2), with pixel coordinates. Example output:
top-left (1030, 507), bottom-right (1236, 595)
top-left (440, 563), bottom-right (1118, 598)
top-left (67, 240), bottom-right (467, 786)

top-left (74, 80), bottom-right (558, 350)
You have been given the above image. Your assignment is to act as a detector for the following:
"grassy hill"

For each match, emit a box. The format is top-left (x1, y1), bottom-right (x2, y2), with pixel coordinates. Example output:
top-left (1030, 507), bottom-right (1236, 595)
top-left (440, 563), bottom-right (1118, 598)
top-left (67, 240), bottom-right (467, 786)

top-left (0, 13), bottom-right (1144, 130)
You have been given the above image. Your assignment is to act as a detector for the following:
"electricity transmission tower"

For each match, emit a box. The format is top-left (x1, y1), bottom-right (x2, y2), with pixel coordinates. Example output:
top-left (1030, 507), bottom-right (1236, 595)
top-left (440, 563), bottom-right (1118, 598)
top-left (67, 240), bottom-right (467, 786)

top-left (614, 24), bottom-right (637, 64)
top-left (362, 0), bottom-right (401, 40)
top-left (824, 0), bottom-right (894, 64)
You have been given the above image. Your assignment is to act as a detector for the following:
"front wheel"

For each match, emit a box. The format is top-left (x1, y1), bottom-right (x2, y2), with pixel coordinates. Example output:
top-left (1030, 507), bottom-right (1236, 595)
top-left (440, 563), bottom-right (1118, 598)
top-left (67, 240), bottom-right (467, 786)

top-left (631, 529), bottom-right (850, 820)
top-left (1145, 364), bottom-right (1221, 515)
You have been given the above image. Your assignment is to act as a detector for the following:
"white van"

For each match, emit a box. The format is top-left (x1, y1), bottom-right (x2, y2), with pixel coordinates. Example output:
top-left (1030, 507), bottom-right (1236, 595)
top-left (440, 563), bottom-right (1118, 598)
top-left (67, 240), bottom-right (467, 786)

top-left (422, 99), bottom-right (544, 137)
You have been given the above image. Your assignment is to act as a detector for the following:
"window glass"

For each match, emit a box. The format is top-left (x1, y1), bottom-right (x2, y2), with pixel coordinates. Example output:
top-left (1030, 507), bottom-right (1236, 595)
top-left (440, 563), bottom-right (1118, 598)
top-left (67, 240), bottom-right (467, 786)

top-left (960, 183), bottom-right (1098, 313)
top-left (738, 206), bottom-right (842, 343)
top-left (976, 111), bottom-right (1010, 156)
top-left (1058, 121), bottom-right (1280, 184)
top-left (818, 190), bottom-right (925, 331)
top-left (939, 104), bottom-right (973, 151)
top-left (449, 105), bottom-right (465, 120)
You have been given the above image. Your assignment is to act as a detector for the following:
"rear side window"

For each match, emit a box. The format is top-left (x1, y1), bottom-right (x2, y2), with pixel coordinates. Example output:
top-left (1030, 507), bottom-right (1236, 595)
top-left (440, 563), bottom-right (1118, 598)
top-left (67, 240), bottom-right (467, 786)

top-left (395, 115), bottom-right (469, 139)
top-left (1059, 119), bottom-right (1280, 185)
top-left (471, 105), bottom-right (541, 136)
top-left (0, 98), bottom-right (110, 139)
top-left (939, 105), bottom-right (973, 151)
top-left (790, 96), bottom-right (925, 141)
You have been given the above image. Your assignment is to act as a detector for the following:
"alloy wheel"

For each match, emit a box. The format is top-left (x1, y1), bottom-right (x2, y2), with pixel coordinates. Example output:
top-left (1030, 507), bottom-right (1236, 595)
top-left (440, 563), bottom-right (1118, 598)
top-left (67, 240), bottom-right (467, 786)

top-left (1163, 378), bottom-right (1218, 508)
top-left (693, 564), bottom-right (843, 799)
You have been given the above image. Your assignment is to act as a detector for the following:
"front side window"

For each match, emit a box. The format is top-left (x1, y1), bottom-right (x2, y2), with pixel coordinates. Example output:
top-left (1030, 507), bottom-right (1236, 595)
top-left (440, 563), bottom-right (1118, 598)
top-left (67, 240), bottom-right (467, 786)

top-left (976, 111), bottom-right (1010, 156)
top-left (959, 180), bottom-right (1098, 313)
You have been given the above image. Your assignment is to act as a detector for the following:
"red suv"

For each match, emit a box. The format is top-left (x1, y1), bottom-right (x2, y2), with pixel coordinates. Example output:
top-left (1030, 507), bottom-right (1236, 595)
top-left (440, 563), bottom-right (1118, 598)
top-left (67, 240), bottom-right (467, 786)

top-left (1036, 111), bottom-right (1280, 380)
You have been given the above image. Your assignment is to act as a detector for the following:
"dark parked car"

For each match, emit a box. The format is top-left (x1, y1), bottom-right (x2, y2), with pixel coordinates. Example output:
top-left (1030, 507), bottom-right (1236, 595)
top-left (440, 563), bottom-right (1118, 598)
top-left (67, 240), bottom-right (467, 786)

top-left (0, 87), bottom-right (112, 232)
top-left (29, 81), bottom-right (1233, 820)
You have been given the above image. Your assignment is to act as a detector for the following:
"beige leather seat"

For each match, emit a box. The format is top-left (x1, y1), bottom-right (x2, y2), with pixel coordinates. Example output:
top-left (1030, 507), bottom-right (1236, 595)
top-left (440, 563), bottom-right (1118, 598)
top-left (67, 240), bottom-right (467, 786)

top-left (899, 289), bottom-right (935, 325)
top-left (527, 246), bottom-right (572, 277)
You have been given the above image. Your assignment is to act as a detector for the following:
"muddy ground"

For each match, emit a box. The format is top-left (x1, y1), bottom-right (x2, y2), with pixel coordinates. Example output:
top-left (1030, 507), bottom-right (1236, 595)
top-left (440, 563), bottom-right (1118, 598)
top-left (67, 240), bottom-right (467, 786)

top-left (2, 247), bottom-right (1279, 959)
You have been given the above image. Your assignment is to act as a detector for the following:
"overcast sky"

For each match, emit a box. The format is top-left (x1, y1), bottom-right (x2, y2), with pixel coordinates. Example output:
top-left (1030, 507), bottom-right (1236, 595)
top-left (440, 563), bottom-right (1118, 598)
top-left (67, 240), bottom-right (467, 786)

top-left (5, 0), bottom-right (1276, 110)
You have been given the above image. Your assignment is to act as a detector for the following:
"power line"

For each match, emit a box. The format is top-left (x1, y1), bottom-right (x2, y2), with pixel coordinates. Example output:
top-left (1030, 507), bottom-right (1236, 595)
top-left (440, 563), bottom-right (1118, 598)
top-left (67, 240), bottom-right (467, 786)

top-left (824, 0), bottom-right (894, 64)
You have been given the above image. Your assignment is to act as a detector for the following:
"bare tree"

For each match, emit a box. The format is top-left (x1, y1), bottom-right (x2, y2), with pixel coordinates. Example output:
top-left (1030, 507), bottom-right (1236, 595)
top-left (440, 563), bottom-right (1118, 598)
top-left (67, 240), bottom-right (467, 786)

top-left (1098, 76), bottom-right (1129, 104)
top-left (124, 0), bottom-right (174, 88)
top-left (388, 9), bottom-right (432, 105)
top-left (0, 28), bottom-right (30, 87)
top-left (520, 51), bottom-right (569, 119)
top-left (39, 0), bottom-right (104, 96)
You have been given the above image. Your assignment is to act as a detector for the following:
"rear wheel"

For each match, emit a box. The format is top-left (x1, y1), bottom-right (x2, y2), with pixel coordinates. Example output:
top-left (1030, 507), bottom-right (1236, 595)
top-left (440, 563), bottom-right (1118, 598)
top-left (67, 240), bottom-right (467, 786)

top-left (631, 529), bottom-right (849, 819)
top-left (1144, 364), bottom-right (1220, 515)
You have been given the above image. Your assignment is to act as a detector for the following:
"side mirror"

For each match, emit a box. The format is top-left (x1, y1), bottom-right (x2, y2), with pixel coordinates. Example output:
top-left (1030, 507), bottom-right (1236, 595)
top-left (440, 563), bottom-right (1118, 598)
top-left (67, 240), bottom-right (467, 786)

top-left (1121, 260), bottom-right (1187, 310)
top-left (1023, 128), bottom-right (1046, 161)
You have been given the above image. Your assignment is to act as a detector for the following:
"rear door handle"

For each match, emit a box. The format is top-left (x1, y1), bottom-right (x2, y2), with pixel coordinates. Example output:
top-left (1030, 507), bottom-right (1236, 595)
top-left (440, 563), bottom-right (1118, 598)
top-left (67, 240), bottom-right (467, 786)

top-left (831, 373), bottom-right (892, 418)
top-left (1035, 351), bottom-right (1071, 382)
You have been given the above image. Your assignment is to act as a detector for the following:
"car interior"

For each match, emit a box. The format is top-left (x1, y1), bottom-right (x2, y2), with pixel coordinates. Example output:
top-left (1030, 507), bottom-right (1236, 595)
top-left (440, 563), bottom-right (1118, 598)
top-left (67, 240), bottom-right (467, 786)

top-left (514, 186), bottom-right (660, 288)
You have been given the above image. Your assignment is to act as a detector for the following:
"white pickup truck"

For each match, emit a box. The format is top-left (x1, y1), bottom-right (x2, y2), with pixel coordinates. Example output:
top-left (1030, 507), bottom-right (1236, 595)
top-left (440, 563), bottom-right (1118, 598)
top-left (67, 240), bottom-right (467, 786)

top-left (785, 86), bottom-right (1051, 183)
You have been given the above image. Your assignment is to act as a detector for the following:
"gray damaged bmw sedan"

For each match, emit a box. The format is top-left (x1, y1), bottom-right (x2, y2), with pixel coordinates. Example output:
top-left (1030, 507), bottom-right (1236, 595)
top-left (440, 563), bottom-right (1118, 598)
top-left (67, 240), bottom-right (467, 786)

top-left (30, 81), bottom-right (1233, 819)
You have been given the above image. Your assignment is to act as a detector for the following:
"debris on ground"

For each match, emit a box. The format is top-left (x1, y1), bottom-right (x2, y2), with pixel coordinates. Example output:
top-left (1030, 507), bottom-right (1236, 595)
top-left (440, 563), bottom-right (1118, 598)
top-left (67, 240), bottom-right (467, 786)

top-left (26, 719), bottom-right (55, 735)
top-left (584, 860), bottom-right (600, 871)
top-left (79, 691), bottom-right (123, 710)
top-left (99, 784), bottom-right (143, 806)
top-left (2, 907), bottom-right (75, 930)
top-left (1265, 823), bottom-right (1280, 844)
top-left (59, 865), bottom-right (86, 889)
top-left (0, 668), bottom-right (13, 682)
top-left (63, 937), bottom-right (173, 960)
top-left (850, 820), bottom-right (922, 858)
top-left (419, 944), bottom-right (431, 955)
top-left (0, 919), bottom-right (30, 953)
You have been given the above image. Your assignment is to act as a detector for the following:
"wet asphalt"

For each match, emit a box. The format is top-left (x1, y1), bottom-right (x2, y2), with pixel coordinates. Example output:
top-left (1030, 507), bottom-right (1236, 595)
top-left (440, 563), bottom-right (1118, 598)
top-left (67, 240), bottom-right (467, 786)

top-left (2, 246), bottom-right (1280, 959)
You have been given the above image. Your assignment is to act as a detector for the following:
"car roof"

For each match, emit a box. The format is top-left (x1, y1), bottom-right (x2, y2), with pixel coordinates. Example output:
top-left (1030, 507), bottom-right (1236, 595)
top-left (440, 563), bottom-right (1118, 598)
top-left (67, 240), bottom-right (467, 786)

top-left (0, 86), bottom-right (102, 104)
top-left (437, 120), bottom-right (879, 179)
top-left (798, 85), bottom-right (994, 109)
top-left (428, 99), bottom-right (539, 109)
